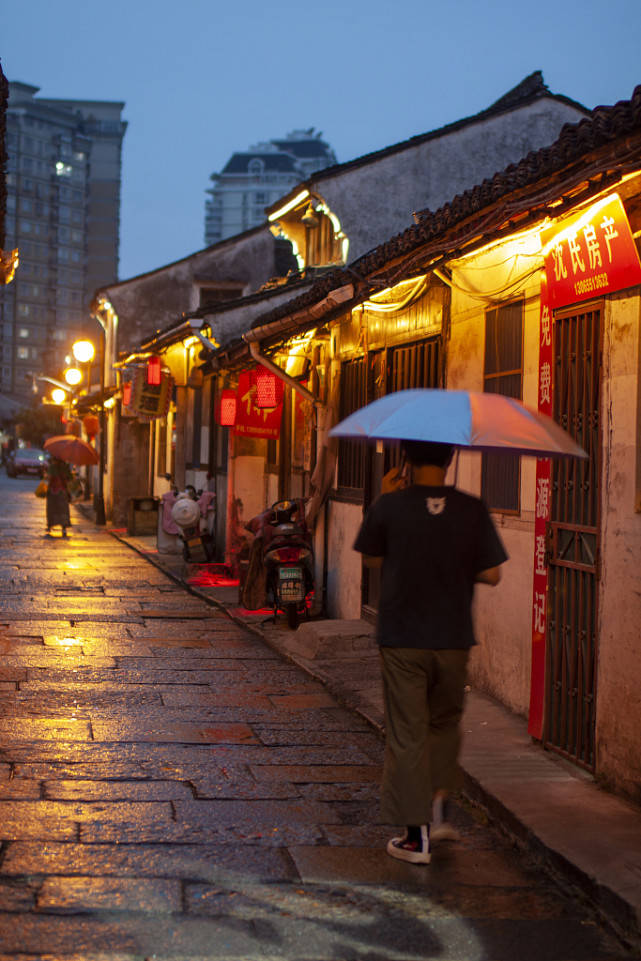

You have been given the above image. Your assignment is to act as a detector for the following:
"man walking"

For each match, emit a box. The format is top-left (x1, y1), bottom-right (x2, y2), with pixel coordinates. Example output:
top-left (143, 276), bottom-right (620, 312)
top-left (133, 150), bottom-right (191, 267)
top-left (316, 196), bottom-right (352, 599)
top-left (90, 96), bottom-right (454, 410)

top-left (354, 440), bottom-right (507, 864)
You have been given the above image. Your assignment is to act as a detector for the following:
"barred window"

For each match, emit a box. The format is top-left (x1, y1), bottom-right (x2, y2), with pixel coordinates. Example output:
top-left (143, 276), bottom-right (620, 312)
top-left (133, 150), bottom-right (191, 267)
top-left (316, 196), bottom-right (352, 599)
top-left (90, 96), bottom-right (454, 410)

top-left (337, 357), bottom-right (367, 493)
top-left (482, 300), bottom-right (523, 511)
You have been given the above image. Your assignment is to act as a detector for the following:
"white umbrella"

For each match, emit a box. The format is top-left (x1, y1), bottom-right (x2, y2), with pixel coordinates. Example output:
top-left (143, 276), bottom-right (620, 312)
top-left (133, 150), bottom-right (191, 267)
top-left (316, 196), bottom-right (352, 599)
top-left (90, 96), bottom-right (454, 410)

top-left (329, 389), bottom-right (587, 459)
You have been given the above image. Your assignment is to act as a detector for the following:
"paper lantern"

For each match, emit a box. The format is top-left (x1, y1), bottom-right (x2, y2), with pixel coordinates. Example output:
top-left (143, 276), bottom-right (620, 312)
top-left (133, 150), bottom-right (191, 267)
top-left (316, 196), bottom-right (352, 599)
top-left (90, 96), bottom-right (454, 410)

top-left (218, 389), bottom-right (237, 426)
top-left (122, 381), bottom-right (132, 406)
top-left (146, 356), bottom-right (162, 386)
top-left (255, 365), bottom-right (284, 408)
top-left (83, 414), bottom-right (99, 439)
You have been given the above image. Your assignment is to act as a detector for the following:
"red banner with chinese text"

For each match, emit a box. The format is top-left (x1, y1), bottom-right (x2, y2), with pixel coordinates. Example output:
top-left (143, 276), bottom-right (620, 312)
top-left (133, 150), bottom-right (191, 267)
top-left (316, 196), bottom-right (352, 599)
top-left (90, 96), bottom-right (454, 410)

top-left (542, 193), bottom-right (641, 310)
top-left (528, 273), bottom-right (553, 739)
top-left (233, 370), bottom-right (282, 439)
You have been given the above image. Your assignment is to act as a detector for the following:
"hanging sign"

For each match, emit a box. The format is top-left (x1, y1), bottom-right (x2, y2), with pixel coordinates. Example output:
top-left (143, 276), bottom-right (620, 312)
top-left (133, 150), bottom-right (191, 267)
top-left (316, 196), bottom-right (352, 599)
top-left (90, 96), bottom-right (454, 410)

top-left (131, 366), bottom-right (174, 420)
top-left (528, 272), bottom-right (553, 740)
top-left (233, 370), bottom-right (282, 439)
top-left (542, 193), bottom-right (641, 309)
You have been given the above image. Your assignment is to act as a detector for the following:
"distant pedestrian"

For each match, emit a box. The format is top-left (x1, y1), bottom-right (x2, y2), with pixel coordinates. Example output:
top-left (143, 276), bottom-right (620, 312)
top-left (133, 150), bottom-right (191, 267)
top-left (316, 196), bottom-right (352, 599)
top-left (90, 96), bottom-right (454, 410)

top-left (45, 456), bottom-right (71, 538)
top-left (354, 440), bottom-right (507, 864)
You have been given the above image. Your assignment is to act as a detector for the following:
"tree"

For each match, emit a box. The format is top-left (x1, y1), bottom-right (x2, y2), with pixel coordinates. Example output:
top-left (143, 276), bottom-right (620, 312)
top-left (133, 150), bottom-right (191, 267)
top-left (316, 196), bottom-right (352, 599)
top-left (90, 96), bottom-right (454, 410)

top-left (14, 406), bottom-right (62, 446)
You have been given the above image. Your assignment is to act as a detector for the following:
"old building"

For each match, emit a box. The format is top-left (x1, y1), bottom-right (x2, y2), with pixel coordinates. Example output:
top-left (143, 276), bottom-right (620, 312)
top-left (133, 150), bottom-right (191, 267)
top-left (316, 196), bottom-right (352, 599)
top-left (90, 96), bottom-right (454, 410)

top-left (91, 225), bottom-right (297, 527)
top-left (266, 72), bottom-right (589, 269)
top-left (237, 83), bottom-right (641, 799)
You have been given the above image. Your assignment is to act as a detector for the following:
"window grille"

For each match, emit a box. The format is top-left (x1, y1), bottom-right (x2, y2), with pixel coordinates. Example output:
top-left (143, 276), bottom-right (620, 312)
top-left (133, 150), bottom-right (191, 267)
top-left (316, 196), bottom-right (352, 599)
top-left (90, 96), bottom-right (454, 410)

top-left (337, 356), bottom-right (367, 493)
top-left (482, 300), bottom-right (523, 511)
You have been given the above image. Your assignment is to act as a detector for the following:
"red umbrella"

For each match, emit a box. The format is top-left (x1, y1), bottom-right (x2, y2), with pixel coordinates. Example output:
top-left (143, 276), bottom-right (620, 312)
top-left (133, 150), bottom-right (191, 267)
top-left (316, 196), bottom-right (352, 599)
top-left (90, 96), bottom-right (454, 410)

top-left (44, 435), bottom-right (99, 466)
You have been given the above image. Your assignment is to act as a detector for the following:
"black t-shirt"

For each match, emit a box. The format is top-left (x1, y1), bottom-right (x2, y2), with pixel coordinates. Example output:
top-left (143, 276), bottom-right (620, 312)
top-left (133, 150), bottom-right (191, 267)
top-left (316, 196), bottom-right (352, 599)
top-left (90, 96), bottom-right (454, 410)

top-left (353, 485), bottom-right (508, 650)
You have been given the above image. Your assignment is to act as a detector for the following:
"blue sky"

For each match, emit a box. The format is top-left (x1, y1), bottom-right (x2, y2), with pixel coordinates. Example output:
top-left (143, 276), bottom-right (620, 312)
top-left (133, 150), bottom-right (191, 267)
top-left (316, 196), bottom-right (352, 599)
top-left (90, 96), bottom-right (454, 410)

top-left (3, 0), bottom-right (640, 279)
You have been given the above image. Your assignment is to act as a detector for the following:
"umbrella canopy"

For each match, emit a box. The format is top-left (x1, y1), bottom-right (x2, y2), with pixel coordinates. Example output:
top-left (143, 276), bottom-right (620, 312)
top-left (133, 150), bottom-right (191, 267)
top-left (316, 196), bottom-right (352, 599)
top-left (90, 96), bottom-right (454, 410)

top-left (329, 389), bottom-right (587, 459)
top-left (44, 435), bottom-right (99, 466)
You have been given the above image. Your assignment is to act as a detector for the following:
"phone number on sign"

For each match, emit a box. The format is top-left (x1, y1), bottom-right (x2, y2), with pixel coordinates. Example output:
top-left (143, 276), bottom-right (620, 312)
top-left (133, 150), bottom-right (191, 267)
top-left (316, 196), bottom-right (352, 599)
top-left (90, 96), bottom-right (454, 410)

top-left (574, 272), bottom-right (609, 296)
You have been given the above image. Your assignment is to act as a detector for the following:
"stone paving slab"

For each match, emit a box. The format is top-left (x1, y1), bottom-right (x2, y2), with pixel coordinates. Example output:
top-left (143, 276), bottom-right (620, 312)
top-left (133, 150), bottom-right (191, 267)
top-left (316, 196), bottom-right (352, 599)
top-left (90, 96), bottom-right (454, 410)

top-left (0, 496), bottom-right (633, 958)
top-left (2, 840), bottom-right (299, 882)
top-left (38, 875), bottom-right (182, 914)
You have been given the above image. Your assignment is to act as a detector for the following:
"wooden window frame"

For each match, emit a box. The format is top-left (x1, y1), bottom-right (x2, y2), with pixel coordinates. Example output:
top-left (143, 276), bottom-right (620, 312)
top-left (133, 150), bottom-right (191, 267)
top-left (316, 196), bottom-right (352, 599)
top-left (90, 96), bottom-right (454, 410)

top-left (481, 299), bottom-right (524, 513)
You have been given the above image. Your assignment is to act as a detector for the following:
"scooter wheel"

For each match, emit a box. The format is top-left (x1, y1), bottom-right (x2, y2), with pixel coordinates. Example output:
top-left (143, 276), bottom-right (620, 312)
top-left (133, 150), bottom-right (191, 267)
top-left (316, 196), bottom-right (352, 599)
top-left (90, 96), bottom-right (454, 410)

top-left (286, 604), bottom-right (299, 630)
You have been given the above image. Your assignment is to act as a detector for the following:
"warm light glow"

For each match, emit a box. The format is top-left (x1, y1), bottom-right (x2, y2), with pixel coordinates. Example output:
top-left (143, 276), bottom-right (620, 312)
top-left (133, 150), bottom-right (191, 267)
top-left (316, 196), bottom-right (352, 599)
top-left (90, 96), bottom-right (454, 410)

top-left (64, 367), bottom-right (83, 386)
top-left (539, 193), bottom-right (620, 257)
top-left (0, 247), bottom-right (19, 285)
top-left (268, 190), bottom-right (309, 222)
top-left (147, 356), bottom-right (162, 386)
top-left (255, 366), bottom-right (284, 408)
top-left (122, 382), bottom-right (132, 406)
top-left (218, 389), bottom-right (237, 426)
top-left (362, 275), bottom-right (428, 312)
top-left (183, 335), bottom-right (199, 349)
top-left (51, 388), bottom-right (67, 405)
top-left (72, 339), bottom-right (95, 364)
top-left (104, 396), bottom-right (117, 410)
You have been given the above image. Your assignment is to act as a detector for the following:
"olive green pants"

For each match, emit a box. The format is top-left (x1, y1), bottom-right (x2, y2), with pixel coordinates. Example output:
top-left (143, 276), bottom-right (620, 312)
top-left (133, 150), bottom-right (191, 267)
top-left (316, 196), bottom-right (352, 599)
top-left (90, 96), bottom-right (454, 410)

top-left (379, 647), bottom-right (469, 826)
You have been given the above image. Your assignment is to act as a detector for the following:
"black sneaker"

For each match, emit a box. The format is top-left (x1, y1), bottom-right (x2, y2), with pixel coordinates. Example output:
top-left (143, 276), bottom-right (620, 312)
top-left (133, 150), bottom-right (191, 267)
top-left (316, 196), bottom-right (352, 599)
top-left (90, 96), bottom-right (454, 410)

top-left (386, 824), bottom-right (431, 864)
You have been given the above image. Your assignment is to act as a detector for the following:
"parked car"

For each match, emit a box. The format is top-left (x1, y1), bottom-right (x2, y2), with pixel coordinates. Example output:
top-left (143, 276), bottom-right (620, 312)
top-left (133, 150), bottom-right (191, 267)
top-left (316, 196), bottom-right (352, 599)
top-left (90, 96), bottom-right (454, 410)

top-left (6, 447), bottom-right (48, 478)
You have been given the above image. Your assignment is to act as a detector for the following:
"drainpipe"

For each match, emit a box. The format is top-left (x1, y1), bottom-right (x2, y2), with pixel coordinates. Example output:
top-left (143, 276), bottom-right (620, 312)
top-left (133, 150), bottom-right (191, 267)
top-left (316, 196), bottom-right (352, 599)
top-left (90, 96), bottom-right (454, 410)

top-left (246, 340), bottom-right (321, 407)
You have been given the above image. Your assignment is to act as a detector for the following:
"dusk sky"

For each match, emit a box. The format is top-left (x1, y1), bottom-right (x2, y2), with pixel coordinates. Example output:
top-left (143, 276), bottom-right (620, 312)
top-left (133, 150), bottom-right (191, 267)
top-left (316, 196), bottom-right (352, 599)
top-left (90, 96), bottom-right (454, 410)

top-left (3, 0), bottom-right (640, 280)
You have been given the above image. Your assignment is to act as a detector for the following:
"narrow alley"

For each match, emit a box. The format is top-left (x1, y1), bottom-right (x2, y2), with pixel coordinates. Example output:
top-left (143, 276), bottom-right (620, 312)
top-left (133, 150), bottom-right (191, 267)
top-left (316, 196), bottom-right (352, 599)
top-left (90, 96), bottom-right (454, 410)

top-left (0, 473), bottom-right (633, 960)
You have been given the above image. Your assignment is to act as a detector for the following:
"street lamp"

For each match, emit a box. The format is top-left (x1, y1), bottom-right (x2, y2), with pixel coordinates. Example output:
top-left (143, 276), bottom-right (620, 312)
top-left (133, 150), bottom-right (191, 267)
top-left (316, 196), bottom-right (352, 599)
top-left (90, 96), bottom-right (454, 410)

top-left (64, 366), bottom-right (83, 387)
top-left (72, 340), bottom-right (95, 365)
top-left (51, 388), bottom-right (67, 406)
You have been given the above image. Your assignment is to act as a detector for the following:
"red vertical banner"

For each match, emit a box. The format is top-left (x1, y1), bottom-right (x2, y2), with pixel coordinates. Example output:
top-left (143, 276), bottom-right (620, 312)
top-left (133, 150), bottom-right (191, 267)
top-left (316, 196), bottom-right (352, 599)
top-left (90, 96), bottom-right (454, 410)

top-left (528, 273), bottom-right (553, 739)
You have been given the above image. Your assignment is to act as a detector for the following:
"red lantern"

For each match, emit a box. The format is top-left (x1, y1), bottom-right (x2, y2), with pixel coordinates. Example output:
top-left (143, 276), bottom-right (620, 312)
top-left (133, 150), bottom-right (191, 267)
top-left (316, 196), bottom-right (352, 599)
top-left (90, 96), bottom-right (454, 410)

top-left (83, 414), bottom-right (99, 439)
top-left (218, 388), bottom-right (237, 426)
top-left (255, 365), bottom-right (284, 408)
top-left (122, 381), bottom-right (132, 406)
top-left (147, 356), bottom-right (162, 386)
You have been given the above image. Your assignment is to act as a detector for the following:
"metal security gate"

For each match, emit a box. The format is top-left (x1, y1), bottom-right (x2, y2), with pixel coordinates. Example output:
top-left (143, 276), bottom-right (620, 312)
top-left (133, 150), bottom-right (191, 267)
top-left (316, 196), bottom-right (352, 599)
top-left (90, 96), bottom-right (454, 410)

top-left (545, 303), bottom-right (602, 769)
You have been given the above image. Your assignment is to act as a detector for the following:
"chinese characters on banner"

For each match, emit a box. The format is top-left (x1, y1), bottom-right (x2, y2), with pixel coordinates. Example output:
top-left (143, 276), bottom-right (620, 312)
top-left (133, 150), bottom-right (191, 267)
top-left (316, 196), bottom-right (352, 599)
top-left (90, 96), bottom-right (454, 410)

top-left (542, 193), bottom-right (641, 309)
top-left (233, 370), bottom-right (282, 439)
top-left (528, 273), bottom-right (553, 739)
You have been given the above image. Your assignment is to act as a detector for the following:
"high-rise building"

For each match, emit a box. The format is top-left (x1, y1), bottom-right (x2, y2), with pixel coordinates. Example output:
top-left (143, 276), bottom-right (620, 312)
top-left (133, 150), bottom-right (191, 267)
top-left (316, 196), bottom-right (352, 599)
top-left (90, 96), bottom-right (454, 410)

top-left (2, 81), bottom-right (126, 402)
top-left (204, 129), bottom-right (336, 246)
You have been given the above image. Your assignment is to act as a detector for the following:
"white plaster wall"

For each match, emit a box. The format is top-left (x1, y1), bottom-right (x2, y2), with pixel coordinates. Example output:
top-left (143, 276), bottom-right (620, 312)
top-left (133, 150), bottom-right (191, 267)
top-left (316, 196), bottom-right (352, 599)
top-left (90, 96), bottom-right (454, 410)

top-left (316, 100), bottom-right (586, 261)
top-left (594, 291), bottom-right (641, 799)
top-left (327, 499), bottom-right (363, 619)
top-left (229, 454), bottom-right (265, 534)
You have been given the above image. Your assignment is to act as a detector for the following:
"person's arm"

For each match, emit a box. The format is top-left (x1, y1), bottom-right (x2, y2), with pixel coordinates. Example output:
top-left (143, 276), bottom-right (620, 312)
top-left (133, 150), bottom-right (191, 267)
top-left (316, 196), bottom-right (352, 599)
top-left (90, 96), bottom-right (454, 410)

top-left (475, 565), bottom-right (502, 586)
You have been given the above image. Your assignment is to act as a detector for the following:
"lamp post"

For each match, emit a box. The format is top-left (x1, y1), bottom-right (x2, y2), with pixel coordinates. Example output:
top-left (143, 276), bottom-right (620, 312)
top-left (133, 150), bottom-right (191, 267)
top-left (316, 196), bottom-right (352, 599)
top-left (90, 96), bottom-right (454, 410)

top-left (94, 322), bottom-right (106, 526)
top-left (72, 339), bottom-right (97, 502)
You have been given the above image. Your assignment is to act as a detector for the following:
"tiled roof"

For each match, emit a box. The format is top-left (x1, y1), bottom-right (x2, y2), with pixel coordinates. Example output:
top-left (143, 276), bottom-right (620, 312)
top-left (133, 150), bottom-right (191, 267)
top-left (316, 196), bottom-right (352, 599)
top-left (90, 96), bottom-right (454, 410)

top-left (250, 83), bottom-right (641, 339)
top-left (287, 72), bottom-right (587, 187)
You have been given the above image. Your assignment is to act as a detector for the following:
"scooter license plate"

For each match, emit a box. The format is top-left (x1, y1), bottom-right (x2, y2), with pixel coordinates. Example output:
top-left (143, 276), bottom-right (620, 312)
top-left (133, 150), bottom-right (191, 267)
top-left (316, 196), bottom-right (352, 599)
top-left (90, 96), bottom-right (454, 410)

top-left (279, 567), bottom-right (304, 601)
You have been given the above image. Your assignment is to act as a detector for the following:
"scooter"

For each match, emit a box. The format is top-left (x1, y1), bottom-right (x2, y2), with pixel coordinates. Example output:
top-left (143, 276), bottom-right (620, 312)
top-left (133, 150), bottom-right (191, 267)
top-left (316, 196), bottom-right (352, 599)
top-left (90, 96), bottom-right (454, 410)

top-left (250, 499), bottom-right (314, 629)
top-left (170, 486), bottom-right (216, 562)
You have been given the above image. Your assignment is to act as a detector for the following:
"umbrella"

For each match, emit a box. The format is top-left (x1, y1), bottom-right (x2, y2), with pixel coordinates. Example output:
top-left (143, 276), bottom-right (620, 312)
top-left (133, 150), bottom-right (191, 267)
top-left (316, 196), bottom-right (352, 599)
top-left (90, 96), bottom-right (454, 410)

top-left (44, 435), bottom-right (99, 466)
top-left (329, 389), bottom-right (587, 459)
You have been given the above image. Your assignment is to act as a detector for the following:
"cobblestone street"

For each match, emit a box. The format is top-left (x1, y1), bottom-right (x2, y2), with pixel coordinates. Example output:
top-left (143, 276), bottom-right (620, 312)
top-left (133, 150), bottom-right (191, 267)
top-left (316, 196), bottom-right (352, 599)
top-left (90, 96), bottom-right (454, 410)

top-left (0, 474), bottom-right (633, 960)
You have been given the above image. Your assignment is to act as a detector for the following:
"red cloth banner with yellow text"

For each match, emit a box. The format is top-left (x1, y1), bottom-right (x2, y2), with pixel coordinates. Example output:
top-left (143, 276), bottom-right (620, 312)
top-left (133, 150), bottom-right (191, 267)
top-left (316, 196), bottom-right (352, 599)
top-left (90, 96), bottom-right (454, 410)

top-left (528, 272), bottom-right (553, 739)
top-left (233, 370), bottom-right (282, 439)
top-left (542, 193), bottom-right (641, 310)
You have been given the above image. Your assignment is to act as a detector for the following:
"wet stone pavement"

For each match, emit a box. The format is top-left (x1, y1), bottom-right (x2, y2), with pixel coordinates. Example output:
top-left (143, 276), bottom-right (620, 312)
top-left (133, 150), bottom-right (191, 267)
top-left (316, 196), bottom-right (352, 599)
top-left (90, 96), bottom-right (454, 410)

top-left (0, 474), bottom-right (634, 960)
